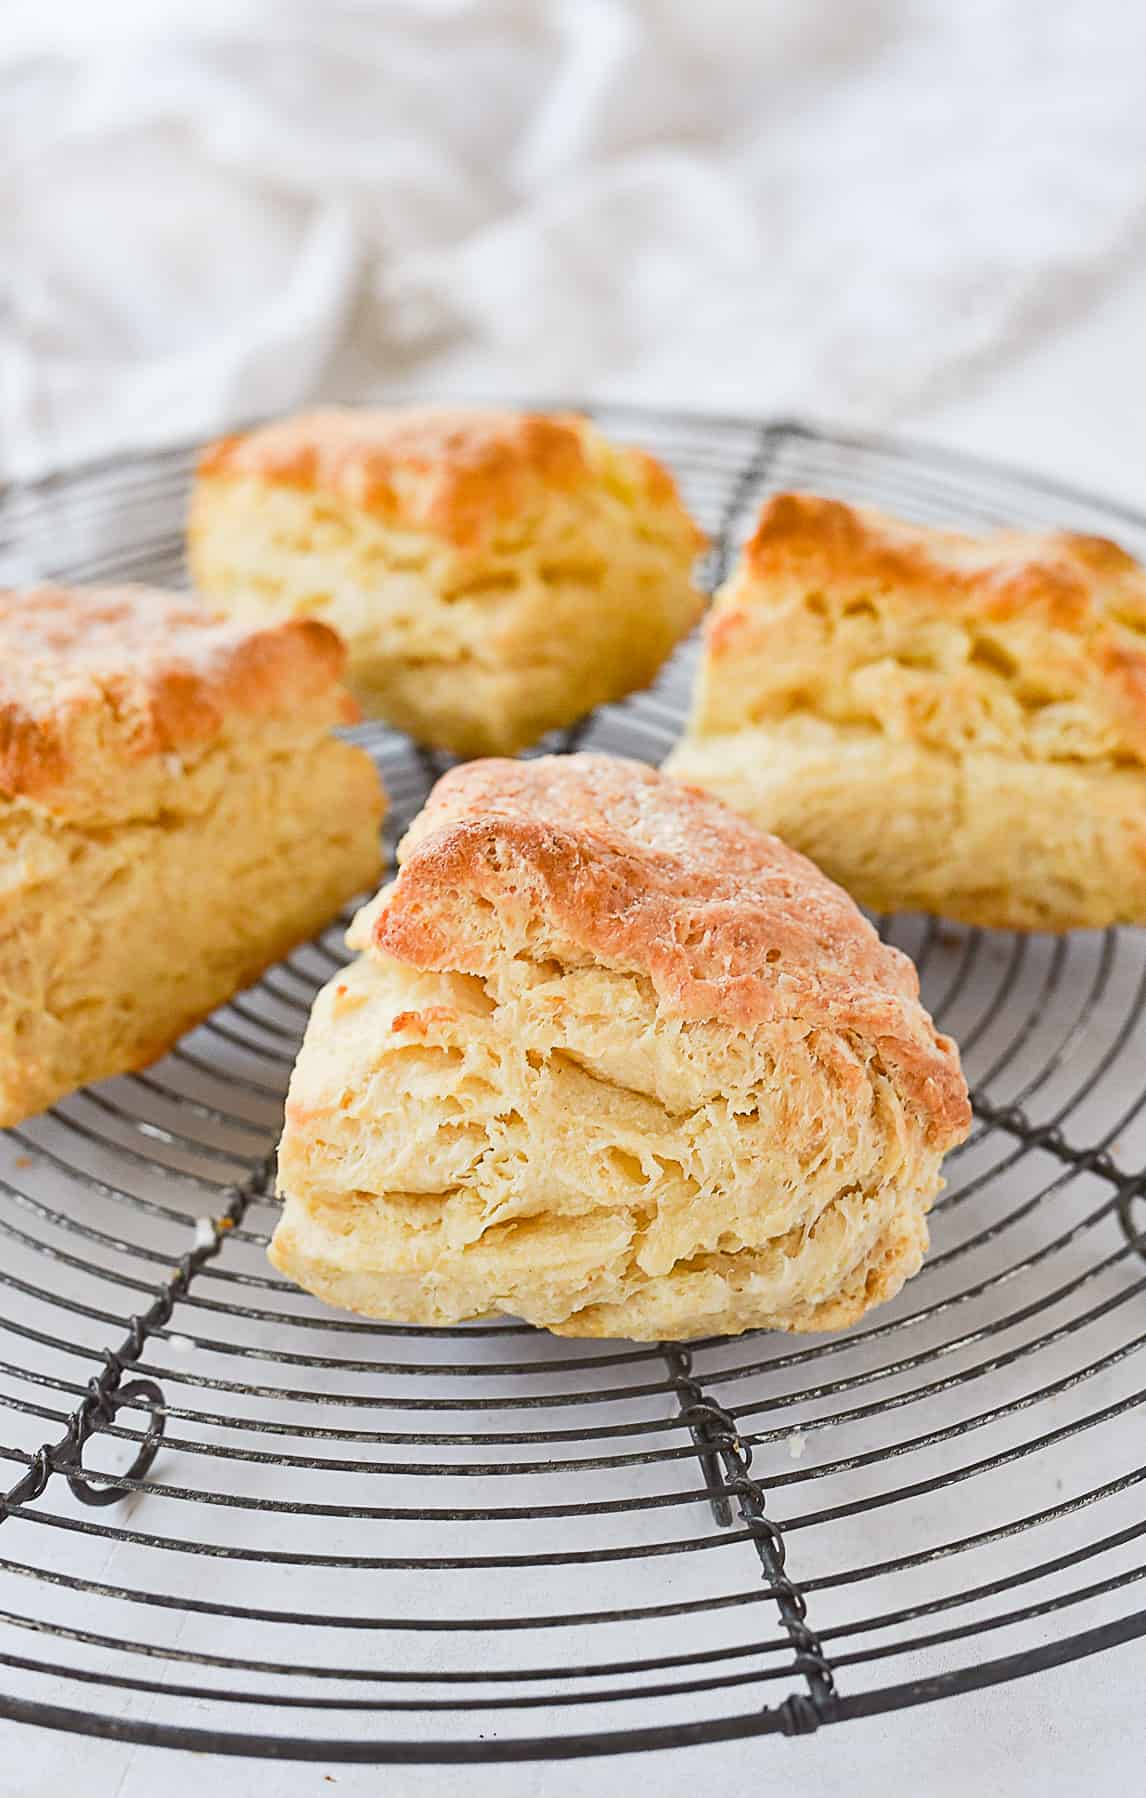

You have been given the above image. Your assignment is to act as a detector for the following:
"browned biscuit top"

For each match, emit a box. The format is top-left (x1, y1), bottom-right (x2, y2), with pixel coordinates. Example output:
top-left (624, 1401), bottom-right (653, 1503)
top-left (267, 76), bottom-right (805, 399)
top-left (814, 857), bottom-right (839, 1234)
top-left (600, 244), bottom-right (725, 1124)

top-left (742, 491), bottom-right (1146, 631)
top-left (1, 583), bottom-right (353, 814)
top-left (196, 406), bottom-right (705, 552)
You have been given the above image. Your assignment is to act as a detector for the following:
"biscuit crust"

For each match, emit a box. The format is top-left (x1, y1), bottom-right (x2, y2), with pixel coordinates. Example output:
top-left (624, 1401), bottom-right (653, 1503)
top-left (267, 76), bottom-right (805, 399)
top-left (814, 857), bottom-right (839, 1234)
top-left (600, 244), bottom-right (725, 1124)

top-left (189, 407), bottom-right (707, 757)
top-left (667, 493), bottom-right (1146, 929)
top-left (1, 583), bottom-right (354, 820)
top-left (271, 755), bottom-right (968, 1340)
top-left (197, 406), bottom-right (682, 549)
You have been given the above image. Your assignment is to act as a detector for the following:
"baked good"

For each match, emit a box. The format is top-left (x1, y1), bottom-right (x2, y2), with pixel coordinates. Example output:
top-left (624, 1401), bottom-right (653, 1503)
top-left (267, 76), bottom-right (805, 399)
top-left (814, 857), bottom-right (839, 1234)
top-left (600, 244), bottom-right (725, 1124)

top-left (0, 584), bottom-right (384, 1126)
top-left (270, 753), bottom-right (968, 1340)
top-left (188, 406), bottom-right (707, 757)
top-left (667, 491), bottom-right (1146, 930)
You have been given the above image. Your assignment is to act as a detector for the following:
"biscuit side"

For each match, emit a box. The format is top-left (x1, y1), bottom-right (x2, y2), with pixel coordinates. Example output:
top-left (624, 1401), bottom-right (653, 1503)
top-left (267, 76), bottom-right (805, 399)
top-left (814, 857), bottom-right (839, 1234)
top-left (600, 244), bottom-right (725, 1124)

top-left (0, 729), bottom-right (383, 1127)
top-left (270, 940), bottom-right (950, 1339)
top-left (667, 720), bottom-right (1146, 930)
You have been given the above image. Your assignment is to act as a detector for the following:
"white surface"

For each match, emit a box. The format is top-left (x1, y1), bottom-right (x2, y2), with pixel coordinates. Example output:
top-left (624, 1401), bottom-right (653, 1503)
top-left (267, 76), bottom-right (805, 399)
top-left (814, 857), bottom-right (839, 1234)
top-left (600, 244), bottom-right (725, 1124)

top-left (4, 0), bottom-right (1146, 494)
top-left (2, 4), bottom-right (1146, 1793)
top-left (5, 1650), bottom-right (1144, 1798)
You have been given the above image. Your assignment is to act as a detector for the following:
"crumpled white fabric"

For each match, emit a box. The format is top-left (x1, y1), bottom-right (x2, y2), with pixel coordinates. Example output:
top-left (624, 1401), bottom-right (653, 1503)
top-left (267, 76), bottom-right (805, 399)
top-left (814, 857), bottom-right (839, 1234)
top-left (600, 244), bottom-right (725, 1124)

top-left (4, 0), bottom-right (1146, 478)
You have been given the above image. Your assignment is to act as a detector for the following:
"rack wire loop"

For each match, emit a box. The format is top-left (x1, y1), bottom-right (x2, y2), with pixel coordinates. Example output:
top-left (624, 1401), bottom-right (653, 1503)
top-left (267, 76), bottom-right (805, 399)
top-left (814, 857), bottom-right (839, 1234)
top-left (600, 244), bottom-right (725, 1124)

top-left (0, 1156), bottom-right (276, 1523)
top-left (58, 1379), bottom-right (167, 1508)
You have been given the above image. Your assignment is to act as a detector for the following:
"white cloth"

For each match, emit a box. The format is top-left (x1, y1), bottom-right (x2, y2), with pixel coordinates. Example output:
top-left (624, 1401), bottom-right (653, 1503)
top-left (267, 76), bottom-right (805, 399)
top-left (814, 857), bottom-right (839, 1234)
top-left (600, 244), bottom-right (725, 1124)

top-left (4, 0), bottom-right (1146, 478)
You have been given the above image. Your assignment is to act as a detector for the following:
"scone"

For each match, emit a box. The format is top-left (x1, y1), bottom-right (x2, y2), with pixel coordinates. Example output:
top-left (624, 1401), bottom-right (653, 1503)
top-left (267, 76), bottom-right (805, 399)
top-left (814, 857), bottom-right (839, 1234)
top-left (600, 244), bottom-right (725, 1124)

top-left (0, 584), bottom-right (385, 1127)
top-left (667, 492), bottom-right (1146, 931)
top-left (188, 406), bottom-right (707, 757)
top-left (270, 754), bottom-right (969, 1341)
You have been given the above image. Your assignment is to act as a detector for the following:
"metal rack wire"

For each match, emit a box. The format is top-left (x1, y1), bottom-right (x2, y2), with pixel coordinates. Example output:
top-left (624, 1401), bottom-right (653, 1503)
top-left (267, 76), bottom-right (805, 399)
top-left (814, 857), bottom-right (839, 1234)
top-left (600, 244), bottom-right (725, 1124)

top-left (0, 408), bottom-right (1143, 1763)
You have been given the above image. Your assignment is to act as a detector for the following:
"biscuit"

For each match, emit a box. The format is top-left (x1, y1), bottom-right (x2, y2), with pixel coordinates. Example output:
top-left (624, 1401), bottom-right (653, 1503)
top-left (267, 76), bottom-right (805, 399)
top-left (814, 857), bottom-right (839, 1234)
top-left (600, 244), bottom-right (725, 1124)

top-left (0, 584), bottom-right (385, 1126)
top-left (667, 492), bottom-right (1146, 930)
top-left (188, 406), bottom-right (707, 757)
top-left (270, 754), bottom-right (968, 1340)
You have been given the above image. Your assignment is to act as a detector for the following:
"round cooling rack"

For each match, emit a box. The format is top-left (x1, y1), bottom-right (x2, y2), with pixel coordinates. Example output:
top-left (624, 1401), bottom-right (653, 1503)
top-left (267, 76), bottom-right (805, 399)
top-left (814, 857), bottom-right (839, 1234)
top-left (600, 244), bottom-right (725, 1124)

top-left (0, 409), bottom-right (1144, 1764)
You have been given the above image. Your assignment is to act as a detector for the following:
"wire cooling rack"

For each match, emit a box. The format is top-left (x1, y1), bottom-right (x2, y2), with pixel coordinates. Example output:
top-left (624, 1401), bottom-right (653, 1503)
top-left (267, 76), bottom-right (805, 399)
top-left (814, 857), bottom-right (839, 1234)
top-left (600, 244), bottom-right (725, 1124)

top-left (0, 409), bottom-right (1144, 1764)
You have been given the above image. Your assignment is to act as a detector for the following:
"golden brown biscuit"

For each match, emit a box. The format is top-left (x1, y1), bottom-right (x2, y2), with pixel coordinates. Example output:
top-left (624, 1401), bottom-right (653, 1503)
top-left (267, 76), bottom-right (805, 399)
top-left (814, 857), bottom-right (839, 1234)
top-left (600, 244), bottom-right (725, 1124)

top-left (188, 406), bottom-right (707, 756)
top-left (270, 754), bottom-right (968, 1340)
top-left (0, 584), bottom-right (385, 1126)
top-left (667, 492), bottom-right (1146, 930)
